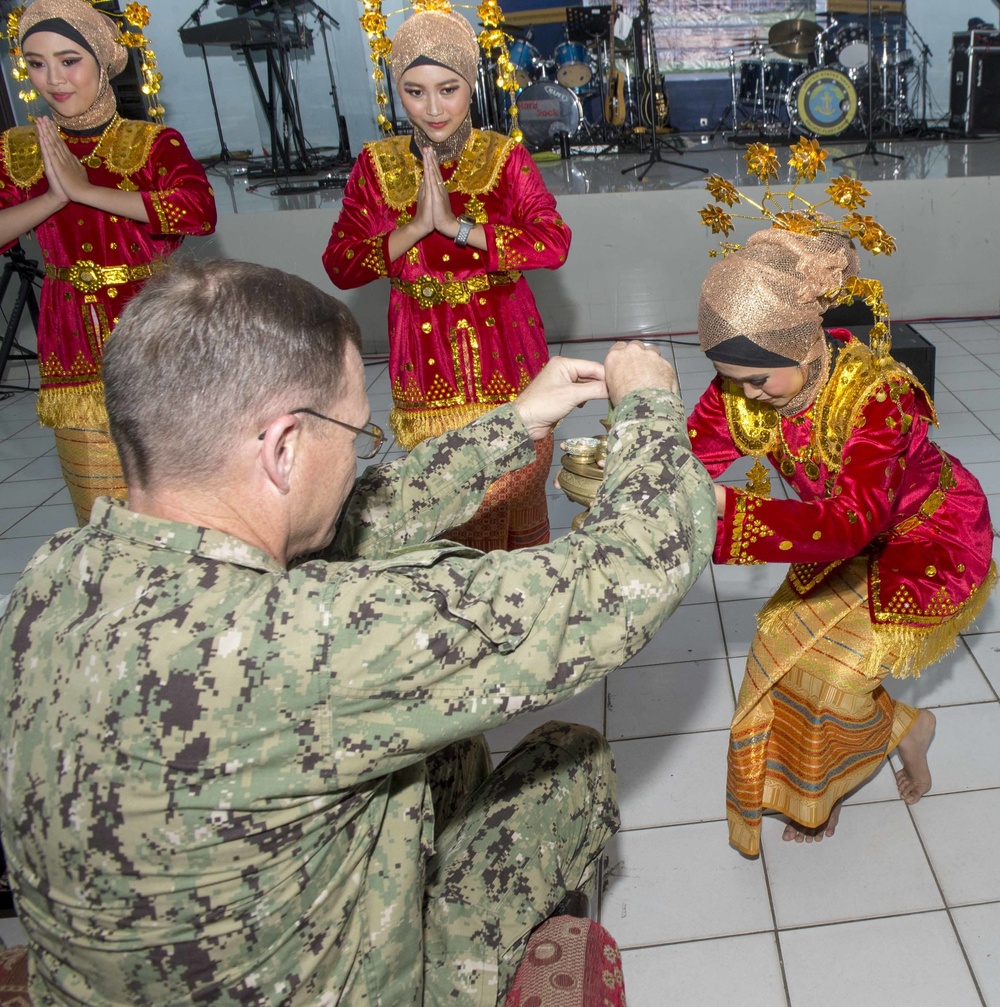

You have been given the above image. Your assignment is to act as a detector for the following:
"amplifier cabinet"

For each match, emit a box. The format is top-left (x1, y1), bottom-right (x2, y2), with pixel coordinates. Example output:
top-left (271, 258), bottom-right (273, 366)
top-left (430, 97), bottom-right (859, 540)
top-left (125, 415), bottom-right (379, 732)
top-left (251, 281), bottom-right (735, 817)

top-left (844, 324), bottom-right (936, 400)
top-left (949, 30), bottom-right (1000, 135)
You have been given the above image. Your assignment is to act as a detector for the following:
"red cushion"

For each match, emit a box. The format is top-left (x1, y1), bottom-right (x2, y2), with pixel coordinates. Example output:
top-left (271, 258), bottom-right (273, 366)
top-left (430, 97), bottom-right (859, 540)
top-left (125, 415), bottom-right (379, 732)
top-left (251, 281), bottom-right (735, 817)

top-left (504, 915), bottom-right (627, 1007)
top-left (0, 945), bottom-right (30, 1006)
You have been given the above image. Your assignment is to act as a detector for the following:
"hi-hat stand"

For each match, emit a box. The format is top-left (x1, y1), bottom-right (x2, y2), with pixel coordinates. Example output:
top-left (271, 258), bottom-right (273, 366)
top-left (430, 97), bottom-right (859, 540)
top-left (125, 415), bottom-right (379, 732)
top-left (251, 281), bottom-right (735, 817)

top-left (622, 0), bottom-right (705, 180)
top-left (0, 244), bottom-right (42, 393)
top-left (834, 0), bottom-right (904, 166)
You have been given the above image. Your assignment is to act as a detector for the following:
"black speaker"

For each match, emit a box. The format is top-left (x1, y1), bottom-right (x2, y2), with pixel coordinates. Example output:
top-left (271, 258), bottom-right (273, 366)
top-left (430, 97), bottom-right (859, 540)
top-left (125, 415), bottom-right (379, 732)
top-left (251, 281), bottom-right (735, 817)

top-left (949, 30), bottom-right (1000, 135)
top-left (844, 324), bottom-right (936, 399)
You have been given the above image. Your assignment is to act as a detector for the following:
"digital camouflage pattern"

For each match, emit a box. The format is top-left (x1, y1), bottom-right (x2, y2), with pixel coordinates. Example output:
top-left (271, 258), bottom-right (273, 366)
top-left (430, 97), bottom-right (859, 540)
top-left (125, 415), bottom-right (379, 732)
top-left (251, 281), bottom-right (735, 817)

top-left (0, 390), bottom-right (714, 1006)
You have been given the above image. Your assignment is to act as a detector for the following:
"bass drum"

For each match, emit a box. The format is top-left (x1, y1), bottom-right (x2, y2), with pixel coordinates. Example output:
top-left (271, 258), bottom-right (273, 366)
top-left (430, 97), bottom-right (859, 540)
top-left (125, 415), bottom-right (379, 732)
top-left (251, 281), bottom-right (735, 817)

top-left (787, 68), bottom-right (857, 137)
top-left (516, 80), bottom-right (582, 150)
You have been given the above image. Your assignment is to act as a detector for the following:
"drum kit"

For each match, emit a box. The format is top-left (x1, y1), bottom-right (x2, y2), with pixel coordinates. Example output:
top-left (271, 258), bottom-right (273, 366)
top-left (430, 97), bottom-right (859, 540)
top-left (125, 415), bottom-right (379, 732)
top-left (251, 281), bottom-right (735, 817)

top-left (505, 32), bottom-right (596, 149)
top-left (722, 13), bottom-right (917, 139)
top-left (472, 6), bottom-right (673, 153)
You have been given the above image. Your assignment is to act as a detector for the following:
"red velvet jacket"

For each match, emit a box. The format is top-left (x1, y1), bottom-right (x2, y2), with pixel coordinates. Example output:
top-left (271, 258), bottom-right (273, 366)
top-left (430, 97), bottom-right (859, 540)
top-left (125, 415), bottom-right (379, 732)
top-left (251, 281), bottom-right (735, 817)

top-left (323, 130), bottom-right (570, 449)
top-left (687, 329), bottom-right (994, 631)
top-left (0, 119), bottom-right (216, 429)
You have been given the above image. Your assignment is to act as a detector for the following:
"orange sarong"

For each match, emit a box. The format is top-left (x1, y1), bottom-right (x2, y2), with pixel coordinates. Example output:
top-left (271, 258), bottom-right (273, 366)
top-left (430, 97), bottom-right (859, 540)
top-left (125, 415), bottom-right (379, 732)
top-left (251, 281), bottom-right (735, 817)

top-left (728, 558), bottom-right (918, 856)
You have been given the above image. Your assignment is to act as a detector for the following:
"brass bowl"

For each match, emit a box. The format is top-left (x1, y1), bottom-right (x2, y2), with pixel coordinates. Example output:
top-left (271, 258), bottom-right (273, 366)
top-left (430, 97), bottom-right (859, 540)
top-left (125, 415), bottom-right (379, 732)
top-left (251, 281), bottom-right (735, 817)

top-left (560, 452), bottom-right (604, 479)
top-left (563, 436), bottom-right (602, 462)
top-left (558, 465), bottom-right (603, 507)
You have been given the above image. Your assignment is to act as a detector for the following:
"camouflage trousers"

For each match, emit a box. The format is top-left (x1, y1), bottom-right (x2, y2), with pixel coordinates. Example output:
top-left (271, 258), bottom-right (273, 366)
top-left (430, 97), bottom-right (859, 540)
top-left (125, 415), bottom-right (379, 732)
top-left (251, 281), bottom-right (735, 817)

top-left (423, 720), bottom-right (619, 1006)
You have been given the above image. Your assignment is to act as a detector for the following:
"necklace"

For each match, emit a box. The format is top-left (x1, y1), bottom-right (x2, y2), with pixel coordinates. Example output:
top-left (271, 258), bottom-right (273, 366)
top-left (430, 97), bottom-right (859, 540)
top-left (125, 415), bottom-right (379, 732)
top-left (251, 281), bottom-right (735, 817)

top-left (775, 407), bottom-right (821, 481)
top-left (60, 114), bottom-right (120, 170)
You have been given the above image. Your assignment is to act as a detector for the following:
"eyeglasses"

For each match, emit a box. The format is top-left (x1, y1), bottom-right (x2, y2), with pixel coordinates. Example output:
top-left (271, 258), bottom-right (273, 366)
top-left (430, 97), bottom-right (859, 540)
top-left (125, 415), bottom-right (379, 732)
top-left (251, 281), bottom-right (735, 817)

top-left (257, 407), bottom-right (385, 459)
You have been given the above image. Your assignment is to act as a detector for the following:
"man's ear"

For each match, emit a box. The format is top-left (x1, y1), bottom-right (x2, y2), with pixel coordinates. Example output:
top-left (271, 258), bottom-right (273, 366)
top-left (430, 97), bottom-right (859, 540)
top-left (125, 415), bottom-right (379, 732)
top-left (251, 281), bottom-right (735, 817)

top-left (257, 414), bottom-right (302, 495)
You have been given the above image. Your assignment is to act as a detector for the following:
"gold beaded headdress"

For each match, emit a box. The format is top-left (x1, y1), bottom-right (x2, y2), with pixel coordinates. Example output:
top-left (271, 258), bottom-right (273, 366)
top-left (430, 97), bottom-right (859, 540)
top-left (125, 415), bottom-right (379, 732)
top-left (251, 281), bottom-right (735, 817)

top-left (8, 0), bottom-right (164, 123)
top-left (698, 139), bottom-right (895, 361)
top-left (360, 0), bottom-right (521, 141)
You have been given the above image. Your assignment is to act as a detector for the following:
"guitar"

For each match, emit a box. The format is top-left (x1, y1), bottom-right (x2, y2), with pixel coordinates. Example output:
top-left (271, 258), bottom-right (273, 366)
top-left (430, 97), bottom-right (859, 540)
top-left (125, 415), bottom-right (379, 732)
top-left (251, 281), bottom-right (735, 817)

top-left (638, 7), bottom-right (669, 129)
top-left (604, 0), bottom-right (626, 126)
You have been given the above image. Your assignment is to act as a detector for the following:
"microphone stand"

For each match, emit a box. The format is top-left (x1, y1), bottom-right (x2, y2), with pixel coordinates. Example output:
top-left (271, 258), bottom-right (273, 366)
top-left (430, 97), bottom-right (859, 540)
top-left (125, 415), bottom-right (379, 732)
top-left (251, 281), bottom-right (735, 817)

top-left (182, 0), bottom-right (232, 166)
top-left (834, 0), bottom-right (903, 166)
top-left (306, 0), bottom-right (352, 163)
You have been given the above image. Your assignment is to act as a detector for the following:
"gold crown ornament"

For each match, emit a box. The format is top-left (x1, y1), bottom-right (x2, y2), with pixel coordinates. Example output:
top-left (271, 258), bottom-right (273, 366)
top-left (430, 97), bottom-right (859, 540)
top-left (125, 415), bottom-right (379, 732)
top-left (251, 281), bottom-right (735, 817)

top-left (698, 138), bottom-right (896, 359)
top-left (360, 0), bottom-right (521, 141)
top-left (7, 1), bottom-right (164, 122)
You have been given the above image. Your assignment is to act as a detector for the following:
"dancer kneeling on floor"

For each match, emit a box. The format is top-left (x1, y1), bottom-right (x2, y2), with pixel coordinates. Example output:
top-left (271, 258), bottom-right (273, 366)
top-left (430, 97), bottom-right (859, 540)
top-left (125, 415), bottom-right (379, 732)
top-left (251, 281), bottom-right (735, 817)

top-left (686, 224), bottom-right (996, 856)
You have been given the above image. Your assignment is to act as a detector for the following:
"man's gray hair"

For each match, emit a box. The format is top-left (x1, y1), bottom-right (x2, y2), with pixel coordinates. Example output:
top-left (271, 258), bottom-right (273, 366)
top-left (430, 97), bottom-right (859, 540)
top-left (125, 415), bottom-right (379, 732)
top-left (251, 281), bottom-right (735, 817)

top-left (104, 258), bottom-right (363, 490)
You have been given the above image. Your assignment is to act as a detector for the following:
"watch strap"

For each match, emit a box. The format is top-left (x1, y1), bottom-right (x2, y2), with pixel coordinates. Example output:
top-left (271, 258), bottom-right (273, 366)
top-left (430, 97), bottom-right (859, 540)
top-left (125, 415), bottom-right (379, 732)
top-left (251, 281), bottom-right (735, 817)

top-left (454, 216), bottom-right (475, 247)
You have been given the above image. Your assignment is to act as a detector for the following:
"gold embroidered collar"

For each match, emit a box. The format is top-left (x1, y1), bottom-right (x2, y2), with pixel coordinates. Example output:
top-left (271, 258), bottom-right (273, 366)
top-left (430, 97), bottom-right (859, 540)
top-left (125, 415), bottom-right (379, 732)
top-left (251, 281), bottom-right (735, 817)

top-left (366, 129), bottom-right (517, 211)
top-left (2, 119), bottom-right (165, 189)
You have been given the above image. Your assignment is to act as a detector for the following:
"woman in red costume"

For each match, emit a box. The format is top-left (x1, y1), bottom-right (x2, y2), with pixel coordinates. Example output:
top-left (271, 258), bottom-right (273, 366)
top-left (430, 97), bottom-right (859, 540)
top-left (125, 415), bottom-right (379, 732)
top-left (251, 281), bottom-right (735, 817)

top-left (686, 225), bottom-right (996, 857)
top-left (0, 0), bottom-right (217, 524)
top-left (323, 7), bottom-right (570, 552)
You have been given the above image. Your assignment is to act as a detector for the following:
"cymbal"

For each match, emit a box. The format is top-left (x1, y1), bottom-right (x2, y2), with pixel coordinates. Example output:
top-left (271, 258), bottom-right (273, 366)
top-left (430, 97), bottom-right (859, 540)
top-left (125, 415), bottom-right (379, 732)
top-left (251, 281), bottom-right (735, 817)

top-left (768, 18), bottom-right (821, 57)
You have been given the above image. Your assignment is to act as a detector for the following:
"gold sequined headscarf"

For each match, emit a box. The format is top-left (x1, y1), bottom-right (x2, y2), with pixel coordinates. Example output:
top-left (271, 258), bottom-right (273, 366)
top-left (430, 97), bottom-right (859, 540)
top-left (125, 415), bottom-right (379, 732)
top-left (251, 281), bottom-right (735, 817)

top-left (20, 0), bottom-right (127, 131)
top-left (699, 227), bottom-right (860, 415)
top-left (391, 10), bottom-right (478, 160)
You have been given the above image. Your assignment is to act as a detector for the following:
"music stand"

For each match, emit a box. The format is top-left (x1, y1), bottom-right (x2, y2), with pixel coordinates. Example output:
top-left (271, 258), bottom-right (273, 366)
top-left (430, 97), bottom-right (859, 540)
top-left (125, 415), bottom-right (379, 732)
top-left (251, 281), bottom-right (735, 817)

top-left (566, 6), bottom-right (610, 43)
top-left (622, 0), bottom-right (705, 180)
top-left (833, 0), bottom-right (903, 166)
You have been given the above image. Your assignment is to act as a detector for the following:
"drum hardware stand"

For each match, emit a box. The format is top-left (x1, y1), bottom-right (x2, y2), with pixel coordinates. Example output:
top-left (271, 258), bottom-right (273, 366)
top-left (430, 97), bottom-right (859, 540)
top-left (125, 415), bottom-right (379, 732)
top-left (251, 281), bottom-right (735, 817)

top-left (622, 0), bottom-right (705, 180)
top-left (834, 0), bottom-right (903, 165)
top-left (0, 244), bottom-right (42, 394)
top-left (905, 15), bottom-right (936, 136)
top-left (710, 49), bottom-right (759, 141)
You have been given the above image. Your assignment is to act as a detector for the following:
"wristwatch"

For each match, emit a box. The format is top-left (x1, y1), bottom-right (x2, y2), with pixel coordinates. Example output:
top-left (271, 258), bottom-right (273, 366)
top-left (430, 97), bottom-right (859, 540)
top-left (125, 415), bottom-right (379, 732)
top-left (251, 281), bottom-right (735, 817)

top-left (454, 215), bottom-right (476, 247)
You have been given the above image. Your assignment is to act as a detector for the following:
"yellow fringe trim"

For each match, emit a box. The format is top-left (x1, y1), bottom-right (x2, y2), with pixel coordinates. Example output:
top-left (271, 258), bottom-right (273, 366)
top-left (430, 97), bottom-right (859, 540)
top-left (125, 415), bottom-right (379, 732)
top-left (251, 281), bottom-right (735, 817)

top-left (757, 560), bottom-right (998, 680)
top-left (390, 402), bottom-right (496, 451)
top-left (36, 382), bottom-right (109, 432)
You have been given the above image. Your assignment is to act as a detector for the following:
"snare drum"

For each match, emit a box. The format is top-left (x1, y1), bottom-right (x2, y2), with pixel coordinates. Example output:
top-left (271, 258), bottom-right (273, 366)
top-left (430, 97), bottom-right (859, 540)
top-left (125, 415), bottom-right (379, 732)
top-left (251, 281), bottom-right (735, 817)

top-left (553, 40), bottom-right (592, 89)
top-left (509, 39), bottom-right (543, 89)
top-left (516, 80), bottom-right (582, 150)
top-left (787, 68), bottom-right (858, 136)
top-left (826, 22), bottom-right (869, 71)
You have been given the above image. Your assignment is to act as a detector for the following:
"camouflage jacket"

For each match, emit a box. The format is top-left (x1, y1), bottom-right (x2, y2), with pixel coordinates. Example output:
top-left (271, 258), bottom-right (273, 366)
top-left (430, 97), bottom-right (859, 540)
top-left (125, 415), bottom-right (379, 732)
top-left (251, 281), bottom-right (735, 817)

top-left (0, 393), bottom-right (714, 1006)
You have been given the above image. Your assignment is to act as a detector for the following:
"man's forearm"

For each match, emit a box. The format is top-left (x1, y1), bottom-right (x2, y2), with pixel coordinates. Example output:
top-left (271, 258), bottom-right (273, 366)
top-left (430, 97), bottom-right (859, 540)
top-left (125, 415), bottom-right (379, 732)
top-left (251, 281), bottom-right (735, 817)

top-left (328, 404), bottom-right (537, 560)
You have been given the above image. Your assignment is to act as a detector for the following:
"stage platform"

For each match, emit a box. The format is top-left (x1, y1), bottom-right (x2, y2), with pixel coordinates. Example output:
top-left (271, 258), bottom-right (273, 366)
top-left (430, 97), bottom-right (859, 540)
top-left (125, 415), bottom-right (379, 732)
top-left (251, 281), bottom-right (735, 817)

top-left (191, 132), bottom-right (1000, 354)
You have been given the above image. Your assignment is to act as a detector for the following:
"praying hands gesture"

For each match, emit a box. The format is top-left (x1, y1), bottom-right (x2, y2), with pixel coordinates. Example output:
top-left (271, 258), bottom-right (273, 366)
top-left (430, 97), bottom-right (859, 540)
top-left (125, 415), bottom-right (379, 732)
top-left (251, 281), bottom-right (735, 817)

top-left (35, 115), bottom-right (149, 224)
top-left (387, 147), bottom-right (485, 261)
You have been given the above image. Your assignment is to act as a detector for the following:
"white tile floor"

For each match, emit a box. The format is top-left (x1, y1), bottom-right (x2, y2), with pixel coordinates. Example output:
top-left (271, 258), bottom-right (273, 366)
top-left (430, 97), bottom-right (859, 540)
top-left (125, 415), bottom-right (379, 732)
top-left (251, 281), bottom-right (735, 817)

top-left (1, 320), bottom-right (999, 1005)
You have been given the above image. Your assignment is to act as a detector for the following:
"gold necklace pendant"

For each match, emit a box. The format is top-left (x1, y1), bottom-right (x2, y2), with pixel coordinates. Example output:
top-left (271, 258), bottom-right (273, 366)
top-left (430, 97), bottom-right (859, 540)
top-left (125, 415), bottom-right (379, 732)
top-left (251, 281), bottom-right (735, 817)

top-left (776, 406), bottom-right (820, 480)
top-left (68, 114), bottom-right (120, 171)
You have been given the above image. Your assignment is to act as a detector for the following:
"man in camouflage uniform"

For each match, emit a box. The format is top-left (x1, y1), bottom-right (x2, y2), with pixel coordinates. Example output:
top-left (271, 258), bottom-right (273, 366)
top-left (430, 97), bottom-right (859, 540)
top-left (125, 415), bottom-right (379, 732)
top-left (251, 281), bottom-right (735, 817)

top-left (0, 259), bottom-right (715, 1006)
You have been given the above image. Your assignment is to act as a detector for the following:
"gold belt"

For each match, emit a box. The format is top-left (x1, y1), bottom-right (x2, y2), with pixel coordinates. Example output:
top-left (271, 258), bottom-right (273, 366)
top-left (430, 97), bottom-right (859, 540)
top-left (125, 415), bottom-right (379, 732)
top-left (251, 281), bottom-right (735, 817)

top-left (391, 270), bottom-right (521, 309)
top-left (45, 258), bottom-right (167, 294)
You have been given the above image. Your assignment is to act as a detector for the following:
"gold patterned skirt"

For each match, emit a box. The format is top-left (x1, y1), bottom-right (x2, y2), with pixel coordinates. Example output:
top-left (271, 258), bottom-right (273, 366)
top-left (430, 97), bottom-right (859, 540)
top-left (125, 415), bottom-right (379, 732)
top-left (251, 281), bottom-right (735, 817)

top-left (728, 557), bottom-right (920, 857)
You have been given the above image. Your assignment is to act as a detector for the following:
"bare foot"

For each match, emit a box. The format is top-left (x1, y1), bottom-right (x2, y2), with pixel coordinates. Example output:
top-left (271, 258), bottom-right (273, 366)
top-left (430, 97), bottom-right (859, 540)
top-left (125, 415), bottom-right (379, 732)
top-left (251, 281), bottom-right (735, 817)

top-left (781, 801), bottom-right (842, 844)
top-left (895, 708), bottom-right (936, 805)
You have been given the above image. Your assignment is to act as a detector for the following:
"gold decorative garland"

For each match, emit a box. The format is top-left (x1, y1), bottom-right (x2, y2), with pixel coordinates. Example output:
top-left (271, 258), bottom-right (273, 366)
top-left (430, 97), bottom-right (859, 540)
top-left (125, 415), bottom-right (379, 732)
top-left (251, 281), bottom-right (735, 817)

top-left (698, 138), bottom-right (896, 360)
